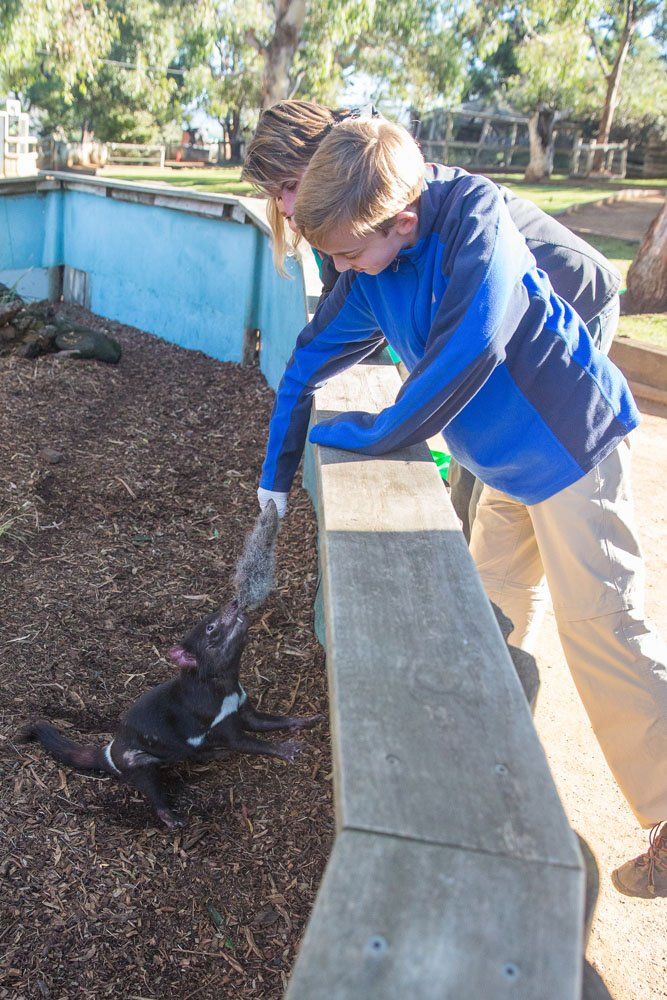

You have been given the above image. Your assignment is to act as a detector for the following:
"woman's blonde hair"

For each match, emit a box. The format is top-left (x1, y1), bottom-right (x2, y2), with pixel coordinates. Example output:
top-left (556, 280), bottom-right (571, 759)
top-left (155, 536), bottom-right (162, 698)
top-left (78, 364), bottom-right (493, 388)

top-left (294, 119), bottom-right (425, 251)
top-left (242, 100), bottom-right (357, 274)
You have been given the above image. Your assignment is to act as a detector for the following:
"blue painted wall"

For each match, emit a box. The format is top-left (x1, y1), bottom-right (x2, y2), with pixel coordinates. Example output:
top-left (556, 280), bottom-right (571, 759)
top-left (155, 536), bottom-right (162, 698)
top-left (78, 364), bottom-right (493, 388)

top-left (0, 191), bottom-right (57, 268)
top-left (254, 241), bottom-right (308, 390)
top-left (0, 190), bottom-right (61, 298)
top-left (0, 184), bottom-right (307, 387)
top-left (63, 192), bottom-right (257, 362)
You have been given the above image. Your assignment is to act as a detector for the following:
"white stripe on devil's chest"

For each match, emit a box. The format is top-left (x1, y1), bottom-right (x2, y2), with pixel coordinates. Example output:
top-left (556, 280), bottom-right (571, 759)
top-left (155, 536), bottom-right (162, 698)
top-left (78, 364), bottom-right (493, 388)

top-left (187, 686), bottom-right (247, 748)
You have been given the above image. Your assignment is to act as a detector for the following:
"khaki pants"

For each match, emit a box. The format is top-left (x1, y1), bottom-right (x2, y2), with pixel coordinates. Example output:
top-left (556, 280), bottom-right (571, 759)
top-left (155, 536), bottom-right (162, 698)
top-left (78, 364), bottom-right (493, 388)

top-left (470, 440), bottom-right (667, 828)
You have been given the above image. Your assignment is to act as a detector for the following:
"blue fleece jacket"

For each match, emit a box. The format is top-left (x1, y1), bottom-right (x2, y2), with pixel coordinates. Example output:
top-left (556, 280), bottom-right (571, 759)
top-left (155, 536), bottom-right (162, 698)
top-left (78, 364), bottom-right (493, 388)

top-left (260, 169), bottom-right (639, 505)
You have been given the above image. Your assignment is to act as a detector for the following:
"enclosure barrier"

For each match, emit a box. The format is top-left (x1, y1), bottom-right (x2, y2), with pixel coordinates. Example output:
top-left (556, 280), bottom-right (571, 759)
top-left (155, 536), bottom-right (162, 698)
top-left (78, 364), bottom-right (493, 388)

top-left (416, 106), bottom-right (633, 179)
top-left (0, 173), bottom-right (306, 373)
top-left (106, 141), bottom-right (166, 167)
top-left (415, 108), bottom-right (580, 174)
top-left (0, 175), bottom-right (586, 996)
top-left (0, 98), bottom-right (38, 177)
top-left (570, 139), bottom-right (628, 179)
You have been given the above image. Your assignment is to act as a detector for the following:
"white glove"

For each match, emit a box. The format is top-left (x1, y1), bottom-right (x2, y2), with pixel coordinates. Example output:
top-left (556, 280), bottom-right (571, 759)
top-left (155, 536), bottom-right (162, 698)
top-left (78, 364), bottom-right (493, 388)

top-left (257, 486), bottom-right (288, 518)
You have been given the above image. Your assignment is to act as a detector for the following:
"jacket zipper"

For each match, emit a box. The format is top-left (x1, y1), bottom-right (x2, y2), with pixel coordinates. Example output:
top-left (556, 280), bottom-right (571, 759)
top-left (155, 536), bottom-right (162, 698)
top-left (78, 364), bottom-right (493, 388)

top-left (390, 255), bottom-right (422, 354)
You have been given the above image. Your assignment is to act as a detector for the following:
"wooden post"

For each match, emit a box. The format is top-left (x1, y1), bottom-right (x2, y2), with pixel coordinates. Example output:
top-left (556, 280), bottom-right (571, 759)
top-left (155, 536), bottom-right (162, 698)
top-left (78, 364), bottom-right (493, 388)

top-left (476, 119), bottom-right (491, 165)
top-left (507, 124), bottom-right (518, 168)
top-left (586, 142), bottom-right (596, 177)
top-left (444, 111), bottom-right (453, 164)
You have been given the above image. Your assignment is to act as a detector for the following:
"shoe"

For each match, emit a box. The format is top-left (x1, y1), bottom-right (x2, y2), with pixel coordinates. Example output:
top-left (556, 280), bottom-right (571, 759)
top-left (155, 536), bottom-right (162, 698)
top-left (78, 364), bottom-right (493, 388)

top-left (611, 822), bottom-right (667, 898)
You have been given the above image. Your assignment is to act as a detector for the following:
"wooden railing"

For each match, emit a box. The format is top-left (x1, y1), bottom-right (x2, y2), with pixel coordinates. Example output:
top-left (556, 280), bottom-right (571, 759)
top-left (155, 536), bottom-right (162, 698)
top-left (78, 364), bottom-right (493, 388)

top-left (286, 336), bottom-right (585, 997)
top-left (570, 139), bottom-right (628, 178)
top-left (106, 142), bottom-right (166, 168)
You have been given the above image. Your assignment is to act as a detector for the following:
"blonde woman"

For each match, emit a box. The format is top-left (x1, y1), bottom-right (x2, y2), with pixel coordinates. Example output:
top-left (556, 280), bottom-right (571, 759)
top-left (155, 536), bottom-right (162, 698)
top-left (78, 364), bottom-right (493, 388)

top-left (243, 101), bottom-right (380, 293)
top-left (243, 101), bottom-right (622, 539)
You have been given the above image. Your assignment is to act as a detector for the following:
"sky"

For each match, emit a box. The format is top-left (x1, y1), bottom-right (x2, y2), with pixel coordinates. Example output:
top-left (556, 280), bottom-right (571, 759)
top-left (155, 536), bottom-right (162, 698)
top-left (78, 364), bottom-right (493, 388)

top-left (186, 73), bottom-right (409, 140)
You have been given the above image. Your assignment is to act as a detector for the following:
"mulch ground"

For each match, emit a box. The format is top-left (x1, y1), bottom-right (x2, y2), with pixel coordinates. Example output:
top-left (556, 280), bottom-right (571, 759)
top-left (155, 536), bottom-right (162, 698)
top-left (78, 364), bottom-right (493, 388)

top-left (0, 305), bottom-right (332, 1000)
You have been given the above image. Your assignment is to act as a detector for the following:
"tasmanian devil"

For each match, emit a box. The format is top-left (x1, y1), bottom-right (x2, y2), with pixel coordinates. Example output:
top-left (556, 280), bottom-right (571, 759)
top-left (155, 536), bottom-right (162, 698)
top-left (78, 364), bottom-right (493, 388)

top-left (23, 602), bottom-right (321, 827)
top-left (23, 501), bottom-right (322, 828)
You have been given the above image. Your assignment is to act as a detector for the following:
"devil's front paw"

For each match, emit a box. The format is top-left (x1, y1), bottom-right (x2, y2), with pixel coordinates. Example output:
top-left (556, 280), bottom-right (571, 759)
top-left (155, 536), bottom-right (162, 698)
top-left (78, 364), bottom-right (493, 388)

top-left (276, 739), bottom-right (301, 763)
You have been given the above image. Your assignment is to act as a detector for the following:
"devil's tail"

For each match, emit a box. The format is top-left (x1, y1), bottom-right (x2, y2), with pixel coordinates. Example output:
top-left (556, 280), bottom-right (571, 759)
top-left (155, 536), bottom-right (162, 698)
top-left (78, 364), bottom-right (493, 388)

top-left (22, 721), bottom-right (114, 776)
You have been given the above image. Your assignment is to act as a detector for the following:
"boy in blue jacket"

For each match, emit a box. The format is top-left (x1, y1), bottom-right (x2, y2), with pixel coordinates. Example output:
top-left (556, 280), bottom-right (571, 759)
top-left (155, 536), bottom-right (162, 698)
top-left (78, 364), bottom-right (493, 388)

top-left (257, 117), bottom-right (667, 898)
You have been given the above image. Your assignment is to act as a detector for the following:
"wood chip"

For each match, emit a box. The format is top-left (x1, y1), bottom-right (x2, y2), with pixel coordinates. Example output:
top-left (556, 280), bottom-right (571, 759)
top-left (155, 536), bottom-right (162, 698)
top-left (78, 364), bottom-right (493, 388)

top-left (0, 302), bottom-right (333, 1000)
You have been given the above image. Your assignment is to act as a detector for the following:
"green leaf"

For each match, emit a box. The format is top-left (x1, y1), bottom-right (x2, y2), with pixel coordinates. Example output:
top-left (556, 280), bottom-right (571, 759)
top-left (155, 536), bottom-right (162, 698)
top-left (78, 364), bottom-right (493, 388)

top-left (206, 902), bottom-right (224, 929)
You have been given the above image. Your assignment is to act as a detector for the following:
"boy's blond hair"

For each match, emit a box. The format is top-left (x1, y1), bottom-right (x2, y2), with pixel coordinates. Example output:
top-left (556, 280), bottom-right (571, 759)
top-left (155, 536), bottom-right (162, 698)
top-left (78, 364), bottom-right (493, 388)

top-left (294, 119), bottom-right (425, 250)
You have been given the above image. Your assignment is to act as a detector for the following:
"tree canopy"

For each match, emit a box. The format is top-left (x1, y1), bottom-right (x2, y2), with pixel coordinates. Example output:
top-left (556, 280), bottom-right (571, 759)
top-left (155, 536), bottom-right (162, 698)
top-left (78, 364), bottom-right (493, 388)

top-left (1, 0), bottom-right (664, 146)
top-left (1, 0), bottom-right (184, 140)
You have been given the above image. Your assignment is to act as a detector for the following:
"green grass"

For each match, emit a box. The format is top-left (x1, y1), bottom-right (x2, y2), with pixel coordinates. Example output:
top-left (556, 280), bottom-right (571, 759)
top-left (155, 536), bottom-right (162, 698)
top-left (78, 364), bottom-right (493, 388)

top-left (617, 312), bottom-right (667, 350)
top-left (491, 173), bottom-right (667, 216)
top-left (103, 166), bottom-right (667, 215)
top-left (102, 165), bottom-right (254, 196)
top-left (102, 164), bottom-right (666, 348)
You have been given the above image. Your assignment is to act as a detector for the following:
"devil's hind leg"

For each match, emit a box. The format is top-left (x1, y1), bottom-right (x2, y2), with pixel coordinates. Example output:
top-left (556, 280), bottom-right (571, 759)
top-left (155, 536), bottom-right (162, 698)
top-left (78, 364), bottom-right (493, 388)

top-left (124, 765), bottom-right (183, 829)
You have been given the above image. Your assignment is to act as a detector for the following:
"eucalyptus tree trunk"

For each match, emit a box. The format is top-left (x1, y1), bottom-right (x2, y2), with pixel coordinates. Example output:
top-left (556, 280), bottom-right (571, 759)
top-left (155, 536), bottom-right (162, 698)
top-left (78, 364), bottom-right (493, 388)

top-left (261, 0), bottom-right (307, 110)
top-left (222, 109), bottom-right (243, 163)
top-left (626, 200), bottom-right (667, 313)
top-left (596, 0), bottom-right (636, 150)
top-left (524, 106), bottom-right (556, 182)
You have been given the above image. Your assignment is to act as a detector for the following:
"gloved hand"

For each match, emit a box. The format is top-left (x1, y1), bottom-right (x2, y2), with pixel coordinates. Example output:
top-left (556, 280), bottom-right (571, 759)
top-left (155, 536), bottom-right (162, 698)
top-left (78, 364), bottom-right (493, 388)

top-left (257, 486), bottom-right (288, 518)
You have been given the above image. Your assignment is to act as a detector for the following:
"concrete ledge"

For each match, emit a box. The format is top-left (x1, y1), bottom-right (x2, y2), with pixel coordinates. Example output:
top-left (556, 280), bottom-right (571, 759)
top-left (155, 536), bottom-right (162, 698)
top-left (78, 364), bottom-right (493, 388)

top-left (625, 380), bottom-right (667, 407)
top-left (610, 336), bottom-right (667, 401)
top-left (0, 172), bottom-right (276, 239)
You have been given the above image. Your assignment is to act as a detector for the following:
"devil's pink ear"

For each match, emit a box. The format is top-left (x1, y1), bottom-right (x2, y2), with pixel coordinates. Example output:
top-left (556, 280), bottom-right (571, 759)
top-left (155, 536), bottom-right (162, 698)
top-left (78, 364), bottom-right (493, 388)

top-left (168, 645), bottom-right (198, 669)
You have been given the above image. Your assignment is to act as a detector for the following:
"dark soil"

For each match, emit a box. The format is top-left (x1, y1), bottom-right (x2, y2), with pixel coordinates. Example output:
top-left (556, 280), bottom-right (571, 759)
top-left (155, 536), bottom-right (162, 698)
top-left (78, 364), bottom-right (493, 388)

top-left (0, 305), bottom-right (332, 999)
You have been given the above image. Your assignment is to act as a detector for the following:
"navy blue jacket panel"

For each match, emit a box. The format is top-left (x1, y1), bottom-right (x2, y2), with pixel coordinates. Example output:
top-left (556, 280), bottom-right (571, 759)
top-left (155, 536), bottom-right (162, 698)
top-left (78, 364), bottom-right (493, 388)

top-left (317, 164), bottom-right (621, 322)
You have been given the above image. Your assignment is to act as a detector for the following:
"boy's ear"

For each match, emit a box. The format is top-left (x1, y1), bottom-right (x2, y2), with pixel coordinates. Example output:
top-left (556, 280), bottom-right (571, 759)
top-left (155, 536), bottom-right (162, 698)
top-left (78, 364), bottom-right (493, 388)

top-left (393, 208), bottom-right (419, 237)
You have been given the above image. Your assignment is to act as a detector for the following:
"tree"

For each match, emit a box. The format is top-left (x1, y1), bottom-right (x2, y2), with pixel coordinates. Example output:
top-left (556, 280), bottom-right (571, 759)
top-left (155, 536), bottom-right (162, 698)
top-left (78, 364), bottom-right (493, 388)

top-left (241, 0), bottom-right (470, 113)
top-left (626, 199), bottom-right (667, 313)
top-left (1, 0), bottom-right (185, 142)
top-left (245, 0), bottom-right (376, 109)
top-left (497, 1), bottom-right (664, 179)
top-left (506, 20), bottom-right (603, 180)
top-left (346, 0), bottom-right (468, 112)
top-left (0, 0), bottom-right (114, 94)
top-left (588, 0), bottom-right (661, 153)
top-left (177, 1), bottom-right (265, 154)
top-left (260, 0), bottom-right (307, 109)
top-left (182, 0), bottom-right (468, 152)
top-left (610, 35), bottom-right (667, 138)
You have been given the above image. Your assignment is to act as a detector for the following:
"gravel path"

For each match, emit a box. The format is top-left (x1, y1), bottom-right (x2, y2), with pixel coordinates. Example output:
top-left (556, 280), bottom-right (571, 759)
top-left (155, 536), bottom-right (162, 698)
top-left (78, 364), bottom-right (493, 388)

top-left (556, 193), bottom-right (665, 243)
